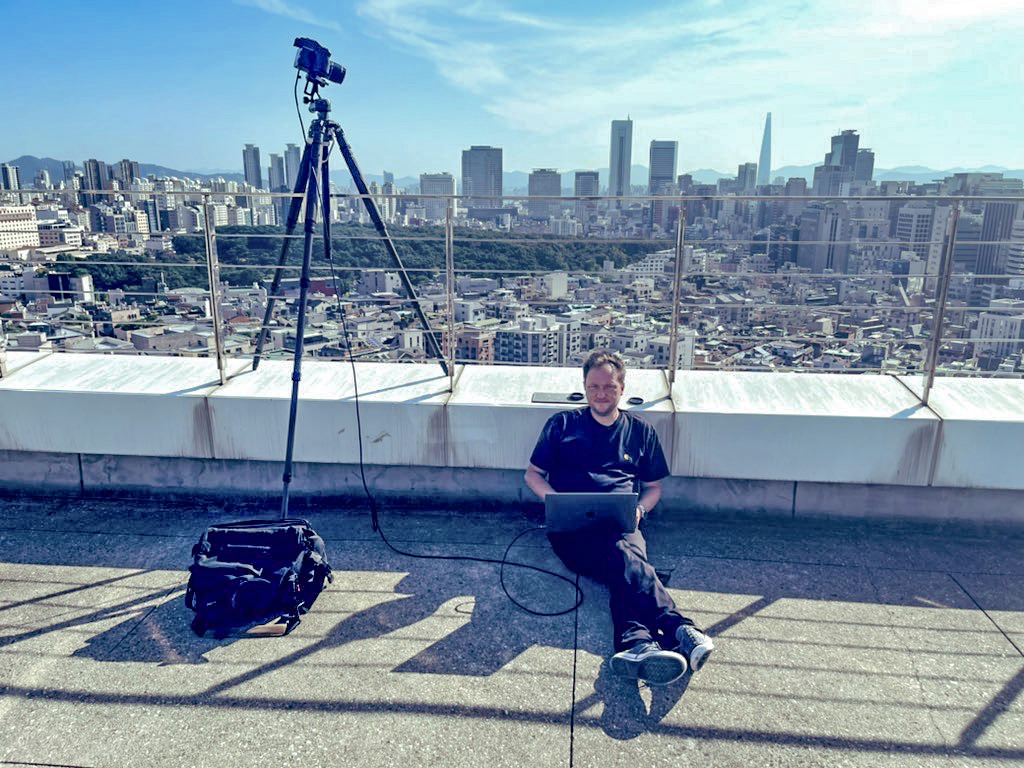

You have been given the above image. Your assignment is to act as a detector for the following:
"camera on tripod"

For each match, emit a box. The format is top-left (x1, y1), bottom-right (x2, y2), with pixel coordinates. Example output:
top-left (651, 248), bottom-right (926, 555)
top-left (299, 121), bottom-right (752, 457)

top-left (294, 37), bottom-right (345, 85)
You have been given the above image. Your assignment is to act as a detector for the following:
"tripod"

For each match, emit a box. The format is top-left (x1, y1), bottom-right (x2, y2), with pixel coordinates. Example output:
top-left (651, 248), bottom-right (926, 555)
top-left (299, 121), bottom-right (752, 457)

top-left (252, 67), bottom-right (447, 518)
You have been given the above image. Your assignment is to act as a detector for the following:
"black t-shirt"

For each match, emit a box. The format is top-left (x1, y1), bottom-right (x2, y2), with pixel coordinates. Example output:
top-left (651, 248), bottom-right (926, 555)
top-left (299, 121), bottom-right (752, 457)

top-left (530, 408), bottom-right (670, 493)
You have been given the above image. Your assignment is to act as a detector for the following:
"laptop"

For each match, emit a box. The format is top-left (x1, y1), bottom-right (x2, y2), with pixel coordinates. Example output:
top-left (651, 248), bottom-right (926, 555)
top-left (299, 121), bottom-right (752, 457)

top-left (544, 492), bottom-right (640, 534)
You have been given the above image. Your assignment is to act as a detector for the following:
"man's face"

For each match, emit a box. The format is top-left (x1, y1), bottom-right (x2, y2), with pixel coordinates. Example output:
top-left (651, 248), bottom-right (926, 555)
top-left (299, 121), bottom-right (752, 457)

top-left (585, 363), bottom-right (624, 419)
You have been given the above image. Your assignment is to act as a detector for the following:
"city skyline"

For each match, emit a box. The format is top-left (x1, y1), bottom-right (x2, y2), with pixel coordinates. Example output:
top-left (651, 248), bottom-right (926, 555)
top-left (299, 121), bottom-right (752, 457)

top-left (1, 1), bottom-right (1022, 179)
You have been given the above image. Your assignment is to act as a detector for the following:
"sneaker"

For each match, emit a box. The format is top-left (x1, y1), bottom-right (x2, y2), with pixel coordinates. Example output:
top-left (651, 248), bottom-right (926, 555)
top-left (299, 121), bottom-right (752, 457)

top-left (609, 640), bottom-right (688, 686)
top-left (675, 625), bottom-right (715, 672)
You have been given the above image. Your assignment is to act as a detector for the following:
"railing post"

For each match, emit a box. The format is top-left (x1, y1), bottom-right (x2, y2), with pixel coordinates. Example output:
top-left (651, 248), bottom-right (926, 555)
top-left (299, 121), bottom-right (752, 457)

top-left (202, 195), bottom-right (227, 385)
top-left (667, 204), bottom-right (687, 386)
top-left (922, 200), bottom-right (961, 405)
top-left (445, 200), bottom-right (456, 391)
top-left (0, 317), bottom-right (7, 378)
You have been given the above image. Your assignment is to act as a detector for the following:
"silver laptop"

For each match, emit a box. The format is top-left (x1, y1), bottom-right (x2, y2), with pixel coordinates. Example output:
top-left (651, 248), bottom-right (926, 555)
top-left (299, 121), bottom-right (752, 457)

top-left (544, 492), bottom-right (640, 534)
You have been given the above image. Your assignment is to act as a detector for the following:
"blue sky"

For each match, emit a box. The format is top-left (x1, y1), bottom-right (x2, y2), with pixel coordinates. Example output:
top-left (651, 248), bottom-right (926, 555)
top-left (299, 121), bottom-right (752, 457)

top-left (1, 0), bottom-right (1021, 178)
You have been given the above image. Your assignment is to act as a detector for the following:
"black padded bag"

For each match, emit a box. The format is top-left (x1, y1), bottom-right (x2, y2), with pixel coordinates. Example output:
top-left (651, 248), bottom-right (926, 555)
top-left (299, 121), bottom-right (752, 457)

top-left (185, 518), bottom-right (332, 637)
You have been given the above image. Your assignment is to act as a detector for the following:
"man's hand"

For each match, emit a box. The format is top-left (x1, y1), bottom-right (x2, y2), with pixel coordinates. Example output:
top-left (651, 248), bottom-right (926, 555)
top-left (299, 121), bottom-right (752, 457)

top-left (635, 502), bottom-right (647, 526)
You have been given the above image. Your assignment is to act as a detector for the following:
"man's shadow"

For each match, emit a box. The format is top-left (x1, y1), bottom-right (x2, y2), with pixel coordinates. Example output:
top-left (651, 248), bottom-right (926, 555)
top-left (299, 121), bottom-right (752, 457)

top-left (71, 532), bottom-right (693, 733)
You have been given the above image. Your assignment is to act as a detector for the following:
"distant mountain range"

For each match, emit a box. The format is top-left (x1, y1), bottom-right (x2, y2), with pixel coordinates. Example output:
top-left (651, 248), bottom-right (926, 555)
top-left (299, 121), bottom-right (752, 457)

top-left (7, 155), bottom-right (1023, 193)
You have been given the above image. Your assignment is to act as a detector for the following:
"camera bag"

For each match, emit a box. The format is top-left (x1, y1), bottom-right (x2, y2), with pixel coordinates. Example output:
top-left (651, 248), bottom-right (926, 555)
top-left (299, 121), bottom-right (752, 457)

top-left (185, 518), bottom-right (332, 637)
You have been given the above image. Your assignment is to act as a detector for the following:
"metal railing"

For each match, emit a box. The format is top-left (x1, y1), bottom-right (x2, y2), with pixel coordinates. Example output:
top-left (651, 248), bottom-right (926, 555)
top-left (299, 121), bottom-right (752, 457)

top-left (2, 186), bottom-right (1024, 401)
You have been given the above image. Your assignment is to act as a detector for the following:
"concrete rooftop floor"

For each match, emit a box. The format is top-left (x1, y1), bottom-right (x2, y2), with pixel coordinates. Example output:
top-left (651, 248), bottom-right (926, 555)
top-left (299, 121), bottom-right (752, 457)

top-left (1, 494), bottom-right (1022, 768)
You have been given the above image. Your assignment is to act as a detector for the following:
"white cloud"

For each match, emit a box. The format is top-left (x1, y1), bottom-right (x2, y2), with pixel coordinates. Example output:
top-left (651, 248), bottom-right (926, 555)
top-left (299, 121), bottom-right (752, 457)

top-left (356, 0), bottom-right (1024, 169)
top-left (236, 0), bottom-right (345, 32)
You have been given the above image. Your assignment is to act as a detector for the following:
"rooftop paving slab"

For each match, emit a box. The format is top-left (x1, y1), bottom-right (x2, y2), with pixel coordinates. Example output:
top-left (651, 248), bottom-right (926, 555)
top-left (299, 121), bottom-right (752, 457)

top-left (0, 495), bottom-right (1022, 768)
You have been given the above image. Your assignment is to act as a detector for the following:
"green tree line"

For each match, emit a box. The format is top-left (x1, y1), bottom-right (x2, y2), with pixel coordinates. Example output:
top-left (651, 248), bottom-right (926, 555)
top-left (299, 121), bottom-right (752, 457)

top-left (57, 224), bottom-right (657, 294)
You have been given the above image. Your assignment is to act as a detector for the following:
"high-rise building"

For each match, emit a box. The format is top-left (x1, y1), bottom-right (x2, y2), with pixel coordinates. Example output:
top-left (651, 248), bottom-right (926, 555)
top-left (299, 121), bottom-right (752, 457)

top-left (797, 202), bottom-right (850, 273)
top-left (977, 201), bottom-right (1024, 282)
top-left (419, 172), bottom-right (456, 221)
top-left (82, 159), bottom-right (109, 205)
top-left (608, 118), bottom-right (633, 207)
top-left (737, 162), bottom-right (758, 194)
top-left (268, 154), bottom-right (287, 220)
top-left (756, 113), bottom-right (771, 187)
top-left (895, 202), bottom-right (935, 260)
top-left (61, 161), bottom-right (76, 185)
top-left (1005, 218), bottom-right (1024, 277)
top-left (574, 171), bottom-right (600, 220)
top-left (854, 149), bottom-right (875, 182)
top-left (242, 144), bottom-right (263, 189)
top-left (812, 130), bottom-right (860, 196)
top-left (116, 159), bottom-right (141, 185)
top-left (1, 164), bottom-right (23, 204)
top-left (268, 154), bottom-right (286, 192)
top-left (461, 145), bottom-right (502, 209)
top-left (648, 141), bottom-right (678, 195)
top-left (528, 168), bottom-right (561, 219)
top-left (284, 143), bottom-right (301, 193)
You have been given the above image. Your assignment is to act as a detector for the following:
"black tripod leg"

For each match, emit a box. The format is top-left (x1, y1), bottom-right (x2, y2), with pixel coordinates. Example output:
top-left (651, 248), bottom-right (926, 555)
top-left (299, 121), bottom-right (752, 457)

top-left (253, 142), bottom-right (314, 370)
top-left (280, 128), bottom-right (326, 518)
top-left (328, 124), bottom-right (449, 375)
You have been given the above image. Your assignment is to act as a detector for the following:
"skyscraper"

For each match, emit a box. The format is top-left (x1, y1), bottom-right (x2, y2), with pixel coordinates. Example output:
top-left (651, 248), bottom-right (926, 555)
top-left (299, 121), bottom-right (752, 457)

top-left (268, 154), bottom-right (286, 192)
top-left (756, 113), bottom-right (771, 187)
top-left (1, 164), bottom-right (23, 203)
top-left (82, 159), bottom-right (109, 205)
top-left (812, 130), bottom-right (860, 196)
top-left (854, 149), bottom-right (875, 182)
top-left (61, 161), bottom-right (76, 185)
top-left (242, 144), bottom-right (263, 189)
top-left (798, 202), bottom-right (850, 273)
top-left (648, 141), bottom-right (678, 195)
top-left (116, 159), bottom-right (141, 185)
top-left (528, 169), bottom-right (561, 219)
top-left (737, 162), bottom-right (758, 194)
top-left (461, 145), bottom-right (502, 209)
top-left (419, 172), bottom-right (456, 221)
top-left (977, 201), bottom-right (1024, 282)
top-left (608, 118), bottom-right (633, 207)
top-left (284, 143), bottom-right (301, 193)
top-left (574, 171), bottom-right (600, 220)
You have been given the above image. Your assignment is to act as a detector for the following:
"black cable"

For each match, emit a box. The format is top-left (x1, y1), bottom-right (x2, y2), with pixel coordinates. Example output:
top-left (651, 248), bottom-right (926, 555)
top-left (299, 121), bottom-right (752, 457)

top-left (294, 71), bottom-right (308, 143)
top-left (569, 572), bottom-right (580, 768)
top-left (314, 146), bottom-right (583, 616)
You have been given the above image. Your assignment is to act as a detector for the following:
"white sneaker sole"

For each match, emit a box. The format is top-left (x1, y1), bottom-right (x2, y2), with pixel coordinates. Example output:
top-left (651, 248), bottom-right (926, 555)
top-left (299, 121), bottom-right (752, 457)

top-left (610, 649), bottom-right (688, 686)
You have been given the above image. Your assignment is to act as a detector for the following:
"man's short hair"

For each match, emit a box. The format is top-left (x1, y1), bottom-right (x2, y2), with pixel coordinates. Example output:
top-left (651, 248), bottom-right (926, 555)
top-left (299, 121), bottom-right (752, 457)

top-left (583, 349), bottom-right (626, 386)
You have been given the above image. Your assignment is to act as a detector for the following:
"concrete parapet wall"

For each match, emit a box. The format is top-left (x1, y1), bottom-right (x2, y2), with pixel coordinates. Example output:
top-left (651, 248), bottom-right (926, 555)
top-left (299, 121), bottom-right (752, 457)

top-left (1, 352), bottom-right (1023, 521)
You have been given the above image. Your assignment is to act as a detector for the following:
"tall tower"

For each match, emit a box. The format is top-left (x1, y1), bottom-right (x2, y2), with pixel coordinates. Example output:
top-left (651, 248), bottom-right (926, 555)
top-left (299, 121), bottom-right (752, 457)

top-left (284, 144), bottom-right (301, 193)
top-left (419, 172), bottom-right (456, 221)
top-left (608, 118), bottom-right (633, 207)
top-left (1, 164), bottom-right (23, 203)
top-left (116, 159), bottom-right (141, 185)
top-left (82, 159), bottom-right (109, 206)
top-left (461, 145), bottom-right (502, 209)
top-left (648, 141), bottom-right (678, 194)
top-left (756, 112), bottom-right (771, 187)
top-left (242, 144), bottom-right (263, 189)
top-left (574, 171), bottom-right (600, 220)
top-left (812, 129), bottom-right (860, 195)
top-left (527, 169), bottom-right (561, 219)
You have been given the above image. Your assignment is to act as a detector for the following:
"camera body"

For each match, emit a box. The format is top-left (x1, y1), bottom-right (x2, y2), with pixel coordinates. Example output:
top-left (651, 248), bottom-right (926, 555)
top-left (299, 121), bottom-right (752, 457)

top-left (294, 37), bottom-right (346, 85)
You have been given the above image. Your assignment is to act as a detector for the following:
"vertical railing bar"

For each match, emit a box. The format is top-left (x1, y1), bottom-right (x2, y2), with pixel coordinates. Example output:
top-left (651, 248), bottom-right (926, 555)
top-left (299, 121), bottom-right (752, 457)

top-left (922, 200), bottom-right (961, 405)
top-left (445, 199), bottom-right (456, 390)
top-left (202, 194), bottom-right (227, 386)
top-left (667, 204), bottom-right (687, 387)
